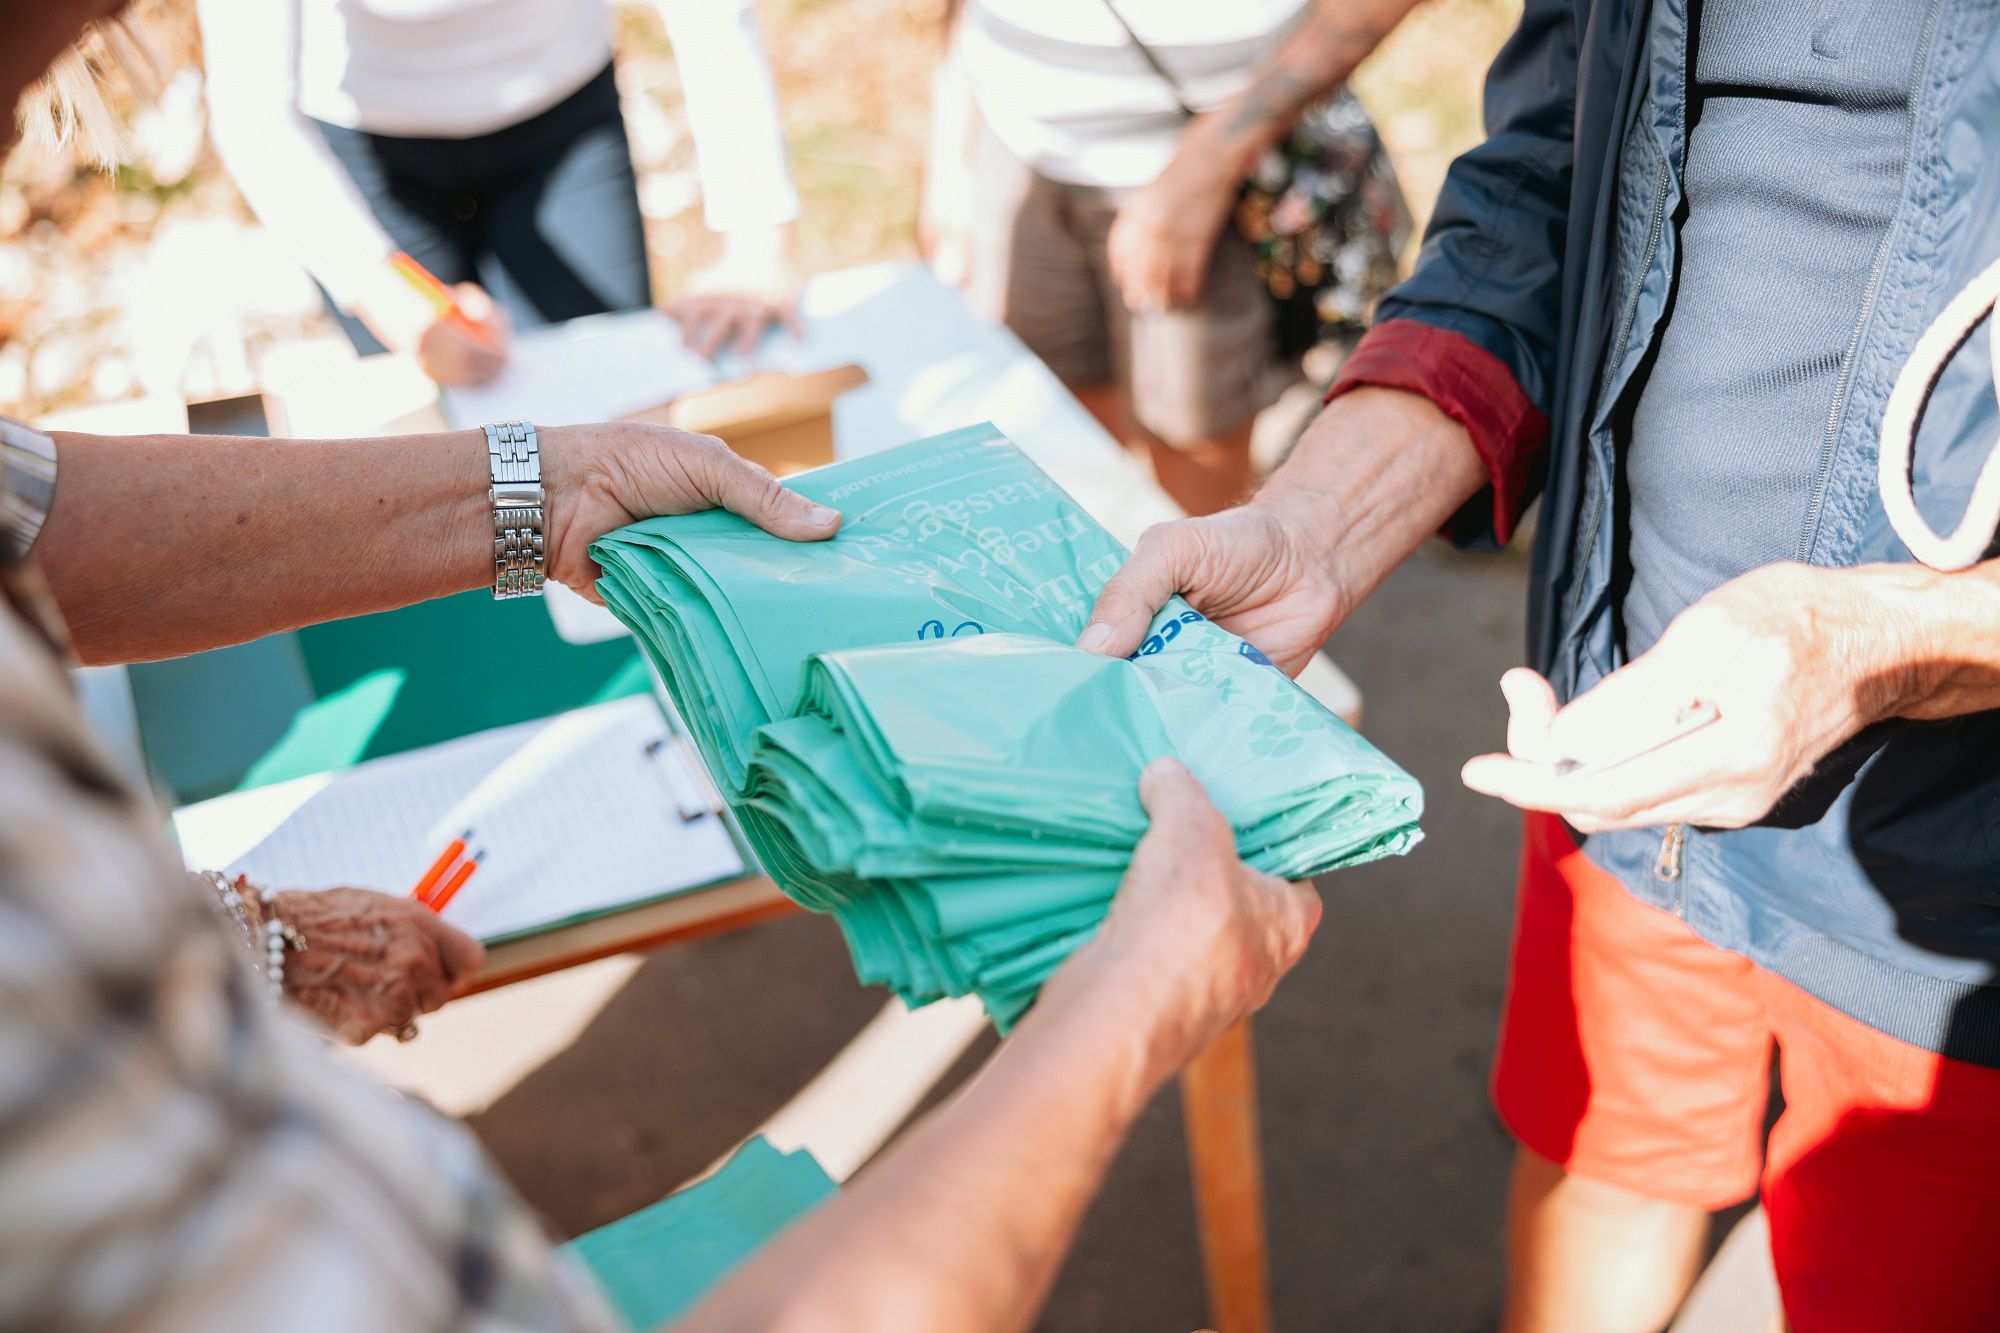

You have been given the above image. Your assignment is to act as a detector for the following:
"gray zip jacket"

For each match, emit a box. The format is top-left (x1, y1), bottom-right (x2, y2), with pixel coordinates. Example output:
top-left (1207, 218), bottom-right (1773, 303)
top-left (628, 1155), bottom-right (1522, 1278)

top-left (1369, 0), bottom-right (2000, 1063)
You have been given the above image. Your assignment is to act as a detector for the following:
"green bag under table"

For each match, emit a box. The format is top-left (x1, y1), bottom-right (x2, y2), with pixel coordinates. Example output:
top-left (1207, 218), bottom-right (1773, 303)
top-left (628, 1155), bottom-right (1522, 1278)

top-left (564, 1136), bottom-right (836, 1331)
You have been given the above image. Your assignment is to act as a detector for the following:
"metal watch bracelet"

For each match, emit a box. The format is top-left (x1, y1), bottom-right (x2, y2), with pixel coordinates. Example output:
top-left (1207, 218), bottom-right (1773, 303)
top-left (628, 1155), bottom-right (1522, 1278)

top-left (0, 414), bottom-right (57, 563)
top-left (485, 420), bottom-right (545, 599)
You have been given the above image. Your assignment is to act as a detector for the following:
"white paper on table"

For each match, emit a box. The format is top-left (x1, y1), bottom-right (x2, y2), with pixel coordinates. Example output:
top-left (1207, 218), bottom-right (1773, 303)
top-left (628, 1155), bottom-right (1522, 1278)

top-left (171, 695), bottom-right (745, 942)
top-left (546, 580), bottom-right (627, 645)
top-left (439, 310), bottom-right (721, 429)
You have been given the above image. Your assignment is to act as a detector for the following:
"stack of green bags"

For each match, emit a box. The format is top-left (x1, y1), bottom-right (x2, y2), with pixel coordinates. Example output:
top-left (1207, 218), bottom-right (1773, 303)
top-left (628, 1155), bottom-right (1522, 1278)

top-left (594, 424), bottom-right (1422, 1027)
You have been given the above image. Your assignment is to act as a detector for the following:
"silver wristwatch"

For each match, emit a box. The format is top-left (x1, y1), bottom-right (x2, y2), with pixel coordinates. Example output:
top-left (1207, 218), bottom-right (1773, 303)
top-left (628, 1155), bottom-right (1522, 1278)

top-left (0, 415), bottom-right (58, 563)
top-left (485, 421), bottom-right (545, 598)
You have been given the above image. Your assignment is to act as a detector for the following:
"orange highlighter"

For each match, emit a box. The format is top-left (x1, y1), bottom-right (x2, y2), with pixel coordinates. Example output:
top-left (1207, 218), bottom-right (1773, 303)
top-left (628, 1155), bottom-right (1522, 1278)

top-left (426, 852), bottom-right (483, 914)
top-left (386, 252), bottom-right (502, 349)
top-left (410, 829), bottom-right (482, 914)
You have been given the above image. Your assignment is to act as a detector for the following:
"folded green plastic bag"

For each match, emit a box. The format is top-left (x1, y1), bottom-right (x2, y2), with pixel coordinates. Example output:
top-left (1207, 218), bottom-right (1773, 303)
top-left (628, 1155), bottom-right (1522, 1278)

top-left (563, 1136), bottom-right (835, 1331)
top-left (594, 424), bottom-right (1422, 1027)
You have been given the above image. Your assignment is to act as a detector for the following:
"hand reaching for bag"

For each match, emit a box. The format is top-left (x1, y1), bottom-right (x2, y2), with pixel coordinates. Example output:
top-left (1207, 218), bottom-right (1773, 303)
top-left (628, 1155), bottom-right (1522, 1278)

top-left (1050, 759), bottom-right (1321, 1076)
top-left (1078, 502), bottom-right (1352, 678)
top-left (270, 887), bottom-right (486, 1044)
top-left (1076, 388), bottom-right (1487, 679)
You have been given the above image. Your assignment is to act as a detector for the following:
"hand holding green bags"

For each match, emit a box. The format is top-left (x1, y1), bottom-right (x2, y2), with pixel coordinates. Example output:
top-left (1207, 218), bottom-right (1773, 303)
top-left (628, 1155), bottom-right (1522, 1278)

top-left (593, 425), bottom-right (1421, 1027)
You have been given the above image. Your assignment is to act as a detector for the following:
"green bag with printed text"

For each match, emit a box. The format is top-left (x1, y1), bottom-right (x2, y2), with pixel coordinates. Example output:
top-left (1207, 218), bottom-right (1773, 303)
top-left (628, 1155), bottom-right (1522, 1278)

top-left (593, 425), bottom-right (1421, 1027)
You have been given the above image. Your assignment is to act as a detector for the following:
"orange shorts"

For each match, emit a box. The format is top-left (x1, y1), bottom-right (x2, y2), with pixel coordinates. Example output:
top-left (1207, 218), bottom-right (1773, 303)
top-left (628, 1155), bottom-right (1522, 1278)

top-left (1493, 812), bottom-right (2000, 1332)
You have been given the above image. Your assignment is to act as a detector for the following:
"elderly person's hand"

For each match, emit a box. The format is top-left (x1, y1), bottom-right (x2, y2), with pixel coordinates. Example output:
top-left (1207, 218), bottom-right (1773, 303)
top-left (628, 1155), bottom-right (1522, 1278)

top-left (1458, 562), bottom-right (1948, 833)
top-left (1049, 758), bottom-right (1321, 1070)
top-left (1076, 389), bottom-right (1479, 679)
top-left (1078, 502), bottom-right (1351, 678)
top-left (270, 887), bottom-right (486, 1044)
top-left (539, 420), bottom-right (841, 599)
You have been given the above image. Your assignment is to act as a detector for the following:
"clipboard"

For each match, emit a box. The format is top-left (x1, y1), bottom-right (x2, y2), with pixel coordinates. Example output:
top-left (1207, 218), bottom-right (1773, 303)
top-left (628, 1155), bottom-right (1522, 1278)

top-left (147, 587), bottom-right (758, 945)
top-left (171, 691), bottom-right (757, 946)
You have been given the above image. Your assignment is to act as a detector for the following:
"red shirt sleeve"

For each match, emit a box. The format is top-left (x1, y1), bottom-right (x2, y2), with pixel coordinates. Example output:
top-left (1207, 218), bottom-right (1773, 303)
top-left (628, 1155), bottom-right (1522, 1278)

top-left (1323, 318), bottom-right (1549, 547)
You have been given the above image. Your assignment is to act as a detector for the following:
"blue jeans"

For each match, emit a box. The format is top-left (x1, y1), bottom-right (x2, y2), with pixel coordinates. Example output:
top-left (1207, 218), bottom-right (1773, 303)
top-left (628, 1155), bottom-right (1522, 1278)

top-left (313, 62), bottom-right (651, 349)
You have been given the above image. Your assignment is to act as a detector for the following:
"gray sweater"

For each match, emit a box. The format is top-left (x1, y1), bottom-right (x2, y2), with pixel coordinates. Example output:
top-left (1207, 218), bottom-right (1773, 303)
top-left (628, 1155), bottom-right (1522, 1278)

top-left (1621, 0), bottom-right (1934, 657)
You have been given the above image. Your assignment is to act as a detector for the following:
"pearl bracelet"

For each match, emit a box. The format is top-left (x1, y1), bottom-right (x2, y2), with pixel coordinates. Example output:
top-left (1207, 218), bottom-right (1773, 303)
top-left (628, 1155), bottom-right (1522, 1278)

top-left (201, 870), bottom-right (307, 1002)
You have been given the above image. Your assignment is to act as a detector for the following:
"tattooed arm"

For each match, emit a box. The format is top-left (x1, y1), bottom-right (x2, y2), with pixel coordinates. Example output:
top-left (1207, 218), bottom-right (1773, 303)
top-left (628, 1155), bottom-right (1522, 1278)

top-left (1202, 2), bottom-right (1415, 176)
top-left (1106, 0), bottom-right (1422, 311)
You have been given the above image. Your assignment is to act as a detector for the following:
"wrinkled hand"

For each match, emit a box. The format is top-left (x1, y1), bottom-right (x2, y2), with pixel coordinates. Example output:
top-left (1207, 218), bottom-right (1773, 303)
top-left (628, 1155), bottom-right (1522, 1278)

top-left (664, 291), bottom-right (802, 359)
top-left (1460, 563), bottom-right (1906, 832)
top-left (1059, 759), bottom-right (1321, 1074)
top-left (1078, 503), bottom-right (1350, 677)
top-left (539, 420), bottom-right (842, 598)
top-left (274, 888), bottom-right (486, 1044)
top-left (1106, 150), bottom-right (1238, 312)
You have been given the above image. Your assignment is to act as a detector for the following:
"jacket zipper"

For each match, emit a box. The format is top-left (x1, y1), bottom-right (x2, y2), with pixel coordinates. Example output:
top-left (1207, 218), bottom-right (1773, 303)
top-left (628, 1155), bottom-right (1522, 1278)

top-left (1654, 823), bottom-right (1686, 916)
top-left (1571, 13), bottom-right (1690, 629)
top-left (1596, 168), bottom-right (1674, 430)
top-left (1568, 28), bottom-right (1680, 632)
top-left (1566, 163), bottom-right (1671, 630)
top-left (1794, 0), bottom-right (1945, 563)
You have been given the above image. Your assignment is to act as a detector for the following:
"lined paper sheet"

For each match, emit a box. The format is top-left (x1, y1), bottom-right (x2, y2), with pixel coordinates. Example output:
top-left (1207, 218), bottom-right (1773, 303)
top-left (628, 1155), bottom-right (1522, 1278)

top-left (440, 310), bottom-right (720, 429)
top-left (172, 695), bottom-right (746, 942)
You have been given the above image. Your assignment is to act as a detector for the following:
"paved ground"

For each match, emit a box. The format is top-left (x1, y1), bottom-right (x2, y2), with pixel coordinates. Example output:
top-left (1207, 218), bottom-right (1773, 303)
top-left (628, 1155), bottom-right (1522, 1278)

top-left (468, 537), bottom-right (1534, 1332)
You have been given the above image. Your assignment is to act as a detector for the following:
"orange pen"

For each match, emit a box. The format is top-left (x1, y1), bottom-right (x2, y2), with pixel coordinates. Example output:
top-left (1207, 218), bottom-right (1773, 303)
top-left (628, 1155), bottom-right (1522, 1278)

top-left (426, 852), bottom-right (483, 914)
top-left (386, 252), bottom-right (502, 349)
top-left (410, 830), bottom-right (471, 904)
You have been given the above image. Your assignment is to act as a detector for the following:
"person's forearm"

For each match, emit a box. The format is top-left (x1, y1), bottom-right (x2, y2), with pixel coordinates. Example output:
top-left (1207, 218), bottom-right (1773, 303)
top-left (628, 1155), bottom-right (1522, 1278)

top-left (41, 430), bottom-right (494, 663)
top-left (40, 420), bottom-right (840, 664)
top-left (1181, 0), bottom-right (1422, 179)
top-left (1253, 386), bottom-right (1487, 607)
top-left (1850, 559), bottom-right (2000, 722)
top-left (681, 760), bottom-right (1316, 1332)
top-left (676, 962), bottom-right (1168, 1333)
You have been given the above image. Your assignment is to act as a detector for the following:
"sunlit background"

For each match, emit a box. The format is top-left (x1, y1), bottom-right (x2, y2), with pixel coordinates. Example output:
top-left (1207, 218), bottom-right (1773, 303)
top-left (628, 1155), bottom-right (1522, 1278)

top-left (0, 0), bottom-right (1518, 421)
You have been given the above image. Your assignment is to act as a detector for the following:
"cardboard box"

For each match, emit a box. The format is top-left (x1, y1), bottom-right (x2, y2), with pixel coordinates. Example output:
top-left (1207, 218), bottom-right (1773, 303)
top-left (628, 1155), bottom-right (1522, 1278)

top-left (184, 391), bottom-right (288, 438)
top-left (620, 363), bottom-right (868, 476)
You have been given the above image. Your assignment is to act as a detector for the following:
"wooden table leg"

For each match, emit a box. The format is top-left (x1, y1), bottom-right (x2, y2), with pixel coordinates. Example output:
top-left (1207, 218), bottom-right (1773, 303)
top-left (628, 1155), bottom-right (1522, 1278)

top-left (1180, 1016), bottom-right (1272, 1333)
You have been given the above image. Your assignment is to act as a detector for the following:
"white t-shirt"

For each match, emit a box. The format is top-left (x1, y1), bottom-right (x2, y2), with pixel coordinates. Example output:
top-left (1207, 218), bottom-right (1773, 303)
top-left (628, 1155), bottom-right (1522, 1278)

top-left (198, 0), bottom-right (799, 305)
top-left (959, 0), bottom-right (1311, 188)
